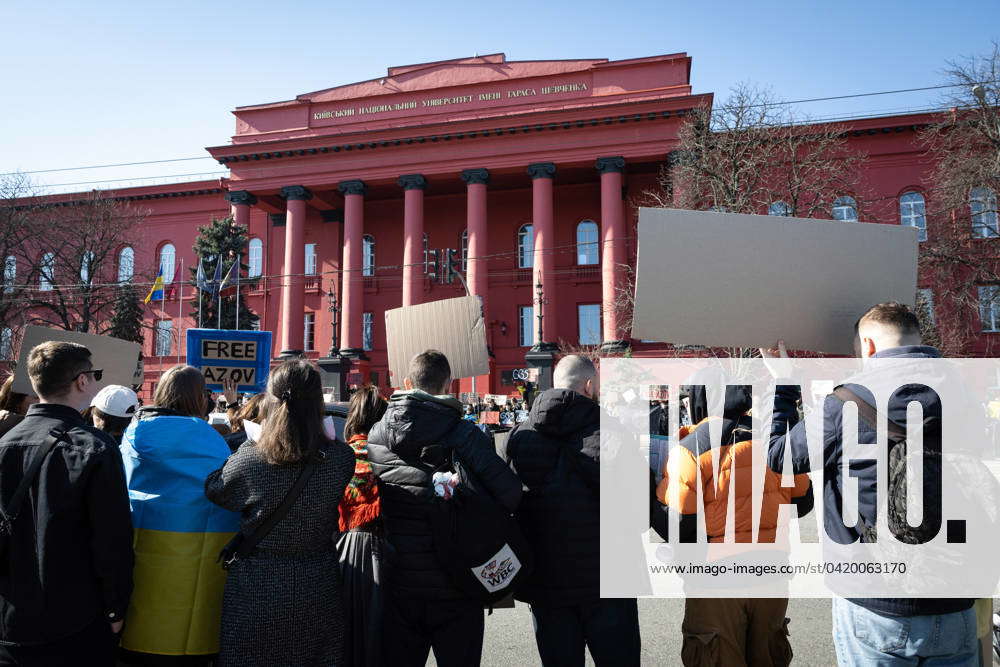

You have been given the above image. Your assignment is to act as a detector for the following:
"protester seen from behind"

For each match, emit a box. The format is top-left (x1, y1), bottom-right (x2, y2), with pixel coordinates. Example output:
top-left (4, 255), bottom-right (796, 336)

top-left (368, 349), bottom-right (523, 667)
top-left (206, 359), bottom-right (355, 667)
top-left (223, 392), bottom-right (265, 452)
top-left (337, 383), bottom-right (388, 667)
top-left (503, 354), bottom-right (641, 667)
top-left (87, 384), bottom-right (139, 445)
top-left (0, 341), bottom-right (133, 665)
top-left (118, 365), bottom-right (239, 666)
top-left (764, 302), bottom-right (978, 666)
top-left (0, 375), bottom-right (38, 439)
top-left (652, 369), bottom-right (811, 666)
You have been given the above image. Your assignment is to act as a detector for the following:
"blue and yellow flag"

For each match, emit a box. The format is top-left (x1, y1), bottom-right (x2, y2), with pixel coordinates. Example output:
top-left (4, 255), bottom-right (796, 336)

top-left (144, 267), bottom-right (164, 304)
top-left (119, 413), bottom-right (239, 656)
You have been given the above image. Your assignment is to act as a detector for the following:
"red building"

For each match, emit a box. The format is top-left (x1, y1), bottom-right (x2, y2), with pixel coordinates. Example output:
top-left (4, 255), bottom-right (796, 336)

top-left (16, 53), bottom-right (989, 395)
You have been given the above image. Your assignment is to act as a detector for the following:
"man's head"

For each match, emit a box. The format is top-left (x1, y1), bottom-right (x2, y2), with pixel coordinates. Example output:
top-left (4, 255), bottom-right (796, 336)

top-left (27, 341), bottom-right (99, 410)
top-left (553, 354), bottom-right (599, 400)
top-left (853, 301), bottom-right (922, 358)
top-left (404, 350), bottom-right (452, 395)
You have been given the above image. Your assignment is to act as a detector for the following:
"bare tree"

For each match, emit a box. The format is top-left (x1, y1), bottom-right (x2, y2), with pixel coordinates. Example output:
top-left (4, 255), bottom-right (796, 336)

top-left (0, 173), bottom-right (44, 357)
top-left (650, 83), bottom-right (869, 218)
top-left (919, 42), bottom-right (1000, 356)
top-left (21, 191), bottom-right (149, 333)
top-left (633, 85), bottom-right (867, 357)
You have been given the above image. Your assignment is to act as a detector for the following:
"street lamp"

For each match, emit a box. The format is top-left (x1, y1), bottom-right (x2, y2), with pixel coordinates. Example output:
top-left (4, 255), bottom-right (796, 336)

top-left (326, 279), bottom-right (340, 357)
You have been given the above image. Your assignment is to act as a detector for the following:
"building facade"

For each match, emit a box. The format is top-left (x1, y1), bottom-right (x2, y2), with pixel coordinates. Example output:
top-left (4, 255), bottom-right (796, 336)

top-left (13, 53), bottom-right (996, 396)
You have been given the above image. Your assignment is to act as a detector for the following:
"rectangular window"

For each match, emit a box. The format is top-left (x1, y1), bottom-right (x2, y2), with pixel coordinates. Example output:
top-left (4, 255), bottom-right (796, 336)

top-left (578, 304), bottom-right (601, 345)
top-left (39, 252), bottom-right (54, 292)
top-left (917, 288), bottom-right (935, 326)
top-left (362, 312), bottom-right (373, 351)
top-left (304, 243), bottom-right (317, 275)
top-left (154, 319), bottom-right (173, 356)
top-left (304, 312), bottom-right (315, 351)
top-left (519, 305), bottom-right (534, 347)
top-left (979, 286), bottom-right (1000, 332)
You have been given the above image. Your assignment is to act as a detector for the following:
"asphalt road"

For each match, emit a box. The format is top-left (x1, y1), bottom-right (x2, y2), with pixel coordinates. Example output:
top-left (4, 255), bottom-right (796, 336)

top-left (427, 597), bottom-right (835, 666)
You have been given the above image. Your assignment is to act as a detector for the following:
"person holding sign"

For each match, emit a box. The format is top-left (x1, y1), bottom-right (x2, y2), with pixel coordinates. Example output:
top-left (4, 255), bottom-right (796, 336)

top-left (118, 366), bottom-right (239, 666)
top-left (205, 360), bottom-right (355, 667)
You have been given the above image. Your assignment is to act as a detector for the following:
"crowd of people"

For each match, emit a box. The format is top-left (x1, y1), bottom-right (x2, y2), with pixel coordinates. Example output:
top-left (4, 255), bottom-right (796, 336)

top-left (0, 301), bottom-right (993, 666)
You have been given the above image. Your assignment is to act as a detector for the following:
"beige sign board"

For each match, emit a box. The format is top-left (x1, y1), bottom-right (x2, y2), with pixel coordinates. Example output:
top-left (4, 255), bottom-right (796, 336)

top-left (631, 208), bottom-right (919, 355)
top-left (13, 326), bottom-right (144, 396)
top-left (384, 296), bottom-right (489, 385)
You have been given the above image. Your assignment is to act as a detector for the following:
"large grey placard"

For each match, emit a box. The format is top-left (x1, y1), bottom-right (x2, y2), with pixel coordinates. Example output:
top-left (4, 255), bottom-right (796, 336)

top-left (631, 208), bottom-right (919, 354)
top-left (13, 325), bottom-right (144, 395)
top-left (384, 295), bottom-right (489, 385)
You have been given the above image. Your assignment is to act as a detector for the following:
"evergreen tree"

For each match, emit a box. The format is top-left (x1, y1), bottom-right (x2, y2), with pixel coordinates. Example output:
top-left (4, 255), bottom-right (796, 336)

top-left (107, 282), bottom-right (144, 343)
top-left (189, 216), bottom-right (259, 330)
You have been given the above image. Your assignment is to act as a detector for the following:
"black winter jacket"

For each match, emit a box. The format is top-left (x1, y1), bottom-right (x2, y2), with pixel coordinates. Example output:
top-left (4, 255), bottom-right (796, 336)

top-left (768, 345), bottom-right (971, 617)
top-left (367, 391), bottom-right (521, 600)
top-left (501, 388), bottom-right (600, 606)
top-left (0, 403), bottom-right (134, 645)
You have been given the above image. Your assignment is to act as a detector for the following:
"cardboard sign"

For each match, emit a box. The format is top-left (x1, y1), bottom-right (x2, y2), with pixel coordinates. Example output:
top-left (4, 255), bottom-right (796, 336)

top-left (384, 296), bottom-right (489, 385)
top-left (480, 411), bottom-right (500, 425)
top-left (13, 326), bottom-right (143, 396)
top-left (631, 208), bottom-right (919, 354)
top-left (186, 328), bottom-right (272, 392)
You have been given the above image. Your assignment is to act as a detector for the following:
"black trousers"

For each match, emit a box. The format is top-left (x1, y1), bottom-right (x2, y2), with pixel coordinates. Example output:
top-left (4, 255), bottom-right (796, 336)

top-left (530, 598), bottom-right (641, 667)
top-left (0, 617), bottom-right (117, 667)
top-left (382, 594), bottom-right (484, 667)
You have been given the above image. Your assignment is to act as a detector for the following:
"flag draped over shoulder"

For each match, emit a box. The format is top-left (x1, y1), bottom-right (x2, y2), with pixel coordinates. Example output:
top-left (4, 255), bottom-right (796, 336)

top-left (144, 267), bottom-right (164, 304)
top-left (119, 412), bottom-right (239, 656)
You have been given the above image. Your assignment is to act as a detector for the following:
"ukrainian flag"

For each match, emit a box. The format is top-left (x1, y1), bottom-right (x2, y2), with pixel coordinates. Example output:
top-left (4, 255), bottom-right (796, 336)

top-left (119, 412), bottom-right (239, 657)
top-left (144, 267), bottom-right (165, 304)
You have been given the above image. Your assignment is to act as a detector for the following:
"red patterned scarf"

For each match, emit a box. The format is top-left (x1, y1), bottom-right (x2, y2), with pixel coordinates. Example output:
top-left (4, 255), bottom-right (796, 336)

top-left (338, 434), bottom-right (381, 532)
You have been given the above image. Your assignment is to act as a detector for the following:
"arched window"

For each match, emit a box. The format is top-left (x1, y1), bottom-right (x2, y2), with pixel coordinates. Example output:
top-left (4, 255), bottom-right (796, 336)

top-left (460, 229), bottom-right (469, 272)
top-left (362, 235), bottom-right (375, 277)
top-left (517, 224), bottom-right (534, 269)
top-left (247, 238), bottom-right (262, 278)
top-left (971, 186), bottom-right (999, 238)
top-left (159, 243), bottom-right (176, 283)
top-left (3, 256), bottom-right (15, 293)
top-left (899, 192), bottom-right (927, 242)
top-left (118, 247), bottom-right (134, 282)
top-left (80, 250), bottom-right (94, 285)
top-left (832, 196), bottom-right (858, 222)
top-left (768, 201), bottom-right (791, 216)
top-left (39, 252), bottom-right (55, 291)
top-left (576, 220), bottom-right (599, 265)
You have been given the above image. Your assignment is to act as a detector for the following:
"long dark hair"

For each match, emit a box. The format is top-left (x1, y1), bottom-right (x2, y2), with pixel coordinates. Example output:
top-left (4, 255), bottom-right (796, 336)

top-left (257, 360), bottom-right (329, 465)
top-left (344, 385), bottom-right (387, 440)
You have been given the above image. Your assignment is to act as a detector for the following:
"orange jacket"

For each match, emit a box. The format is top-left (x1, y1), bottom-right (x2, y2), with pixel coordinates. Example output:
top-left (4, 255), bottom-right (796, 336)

top-left (656, 416), bottom-right (813, 543)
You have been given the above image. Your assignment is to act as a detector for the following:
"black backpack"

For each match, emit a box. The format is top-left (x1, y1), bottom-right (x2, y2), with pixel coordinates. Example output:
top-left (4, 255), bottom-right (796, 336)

top-left (425, 440), bottom-right (534, 606)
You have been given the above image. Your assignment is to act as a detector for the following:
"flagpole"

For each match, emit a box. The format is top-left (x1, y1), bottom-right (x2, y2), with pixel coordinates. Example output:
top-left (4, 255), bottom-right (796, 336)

top-left (235, 261), bottom-right (240, 331)
top-left (197, 257), bottom-right (203, 329)
top-left (176, 258), bottom-right (183, 366)
top-left (217, 264), bottom-right (223, 330)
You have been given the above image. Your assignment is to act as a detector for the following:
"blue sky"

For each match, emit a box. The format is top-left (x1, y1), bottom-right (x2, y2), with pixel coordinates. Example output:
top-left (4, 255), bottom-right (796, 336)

top-left (1, 0), bottom-right (996, 192)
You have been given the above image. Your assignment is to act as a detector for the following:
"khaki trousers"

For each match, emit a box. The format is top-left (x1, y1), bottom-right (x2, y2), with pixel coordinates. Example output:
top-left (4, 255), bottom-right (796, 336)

top-left (681, 597), bottom-right (792, 667)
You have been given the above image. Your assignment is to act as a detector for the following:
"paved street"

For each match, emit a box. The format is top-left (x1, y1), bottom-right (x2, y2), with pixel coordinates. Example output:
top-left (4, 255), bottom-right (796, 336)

top-left (428, 597), bottom-right (835, 666)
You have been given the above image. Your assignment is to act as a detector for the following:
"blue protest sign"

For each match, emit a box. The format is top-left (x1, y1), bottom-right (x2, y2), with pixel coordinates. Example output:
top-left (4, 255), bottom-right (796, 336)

top-left (186, 328), bottom-right (273, 392)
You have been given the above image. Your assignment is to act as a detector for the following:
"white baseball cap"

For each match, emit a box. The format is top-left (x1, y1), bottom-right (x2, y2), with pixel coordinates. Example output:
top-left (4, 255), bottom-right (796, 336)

top-left (91, 385), bottom-right (140, 418)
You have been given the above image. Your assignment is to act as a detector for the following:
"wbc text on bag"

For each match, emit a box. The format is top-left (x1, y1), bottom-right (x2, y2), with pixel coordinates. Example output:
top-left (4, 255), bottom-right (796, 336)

top-left (599, 357), bottom-right (1000, 599)
top-left (186, 328), bottom-right (273, 392)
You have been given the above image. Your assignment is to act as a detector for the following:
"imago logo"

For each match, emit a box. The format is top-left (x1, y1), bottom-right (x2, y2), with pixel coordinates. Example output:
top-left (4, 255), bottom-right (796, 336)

top-left (472, 543), bottom-right (522, 593)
